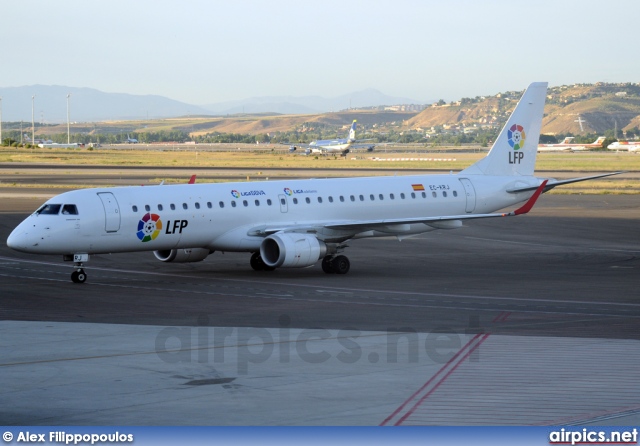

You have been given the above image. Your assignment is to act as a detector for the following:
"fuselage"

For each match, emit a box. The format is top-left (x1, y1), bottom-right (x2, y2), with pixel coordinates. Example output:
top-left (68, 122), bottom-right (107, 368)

top-left (308, 138), bottom-right (351, 153)
top-left (7, 173), bottom-right (537, 256)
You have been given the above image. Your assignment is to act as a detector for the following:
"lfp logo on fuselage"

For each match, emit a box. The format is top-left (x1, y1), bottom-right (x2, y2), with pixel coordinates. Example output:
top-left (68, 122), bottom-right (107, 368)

top-left (137, 213), bottom-right (162, 242)
top-left (508, 123), bottom-right (526, 164)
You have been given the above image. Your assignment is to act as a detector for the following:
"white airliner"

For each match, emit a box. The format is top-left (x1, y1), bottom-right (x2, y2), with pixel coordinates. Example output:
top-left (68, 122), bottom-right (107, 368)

top-left (7, 82), bottom-right (621, 283)
top-left (537, 136), bottom-right (606, 152)
top-left (607, 141), bottom-right (640, 152)
top-left (288, 120), bottom-right (375, 155)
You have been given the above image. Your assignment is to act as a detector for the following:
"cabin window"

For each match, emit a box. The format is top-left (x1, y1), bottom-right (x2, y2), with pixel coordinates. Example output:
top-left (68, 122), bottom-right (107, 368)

top-left (379, 194), bottom-right (384, 200)
top-left (328, 196), bottom-right (334, 203)
top-left (359, 195), bottom-right (364, 201)
top-left (183, 203), bottom-right (188, 210)
top-left (443, 191), bottom-right (448, 198)
top-left (144, 205), bottom-right (150, 212)
top-left (411, 192), bottom-right (416, 199)
top-left (158, 204), bottom-right (163, 211)
top-left (255, 200), bottom-right (260, 206)
top-left (219, 201), bottom-right (224, 208)
top-left (293, 198), bottom-right (298, 204)
top-left (243, 200), bottom-right (248, 207)
top-left (453, 191), bottom-right (458, 197)
top-left (390, 193), bottom-right (395, 200)
top-left (195, 202), bottom-right (200, 209)
top-left (267, 199), bottom-right (272, 206)
top-left (61, 204), bottom-right (78, 215)
top-left (318, 197), bottom-right (323, 204)
top-left (432, 192), bottom-right (437, 198)
top-left (170, 204), bottom-right (176, 210)
top-left (340, 196), bottom-right (345, 202)
top-left (132, 205), bottom-right (138, 213)
top-left (207, 202), bottom-right (212, 208)
top-left (305, 197), bottom-right (311, 204)
top-left (280, 198), bottom-right (286, 205)
top-left (350, 195), bottom-right (355, 202)
top-left (370, 194), bottom-right (375, 201)
top-left (422, 192), bottom-right (427, 198)
top-left (400, 193), bottom-right (405, 199)
top-left (231, 201), bottom-right (236, 207)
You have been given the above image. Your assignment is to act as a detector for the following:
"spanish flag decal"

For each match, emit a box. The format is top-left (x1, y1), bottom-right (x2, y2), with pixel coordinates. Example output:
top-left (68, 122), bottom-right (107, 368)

top-left (412, 184), bottom-right (425, 191)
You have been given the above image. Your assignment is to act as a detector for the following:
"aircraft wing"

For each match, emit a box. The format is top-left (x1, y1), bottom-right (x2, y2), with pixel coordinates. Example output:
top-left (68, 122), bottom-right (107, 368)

top-left (348, 143), bottom-right (377, 151)
top-left (506, 172), bottom-right (624, 193)
top-left (250, 181), bottom-right (547, 236)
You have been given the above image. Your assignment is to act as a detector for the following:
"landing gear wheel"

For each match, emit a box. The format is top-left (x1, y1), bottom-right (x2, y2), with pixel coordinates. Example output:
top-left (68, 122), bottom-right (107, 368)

top-left (321, 255), bottom-right (334, 274)
top-left (71, 269), bottom-right (87, 284)
top-left (331, 255), bottom-right (350, 275)
top-left (250, 252), bottom-right (275, 271)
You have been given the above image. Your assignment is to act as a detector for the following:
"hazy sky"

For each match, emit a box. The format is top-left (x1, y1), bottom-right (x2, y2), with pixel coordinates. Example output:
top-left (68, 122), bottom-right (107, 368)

top-left (3, 0), bottom-right (638, 104)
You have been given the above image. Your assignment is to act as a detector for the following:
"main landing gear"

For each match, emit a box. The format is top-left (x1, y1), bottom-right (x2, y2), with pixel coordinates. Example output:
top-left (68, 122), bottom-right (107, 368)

top-left (64, 253), bottom-right (89, 283)
top-left (321, 255), bottom-right (350, 274)
top-left (248, 252), bottom-right (351, 274)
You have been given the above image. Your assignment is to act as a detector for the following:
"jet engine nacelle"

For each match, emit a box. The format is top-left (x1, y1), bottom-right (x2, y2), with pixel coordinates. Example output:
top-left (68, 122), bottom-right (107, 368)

top-left (153, 248), bottom-right (211, 263)
top-left (260, 233), bottom-right (326, 268)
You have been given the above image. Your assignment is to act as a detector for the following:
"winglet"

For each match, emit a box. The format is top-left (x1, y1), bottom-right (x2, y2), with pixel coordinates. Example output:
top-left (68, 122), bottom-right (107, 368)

top-left (188, 175), bottom-right (196, 184)
top-left (510, 180), bottom-right (548, 216)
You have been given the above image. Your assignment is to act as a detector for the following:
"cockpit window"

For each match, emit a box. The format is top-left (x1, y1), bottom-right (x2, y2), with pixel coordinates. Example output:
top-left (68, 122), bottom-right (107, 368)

top-left (35, 204), bottom-right (62, 215)
top-left (61, 204), bottom-right (79, 215)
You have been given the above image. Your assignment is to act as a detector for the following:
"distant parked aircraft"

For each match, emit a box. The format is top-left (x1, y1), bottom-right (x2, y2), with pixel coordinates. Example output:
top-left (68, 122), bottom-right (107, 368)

top-left (125, 134), bottom-right (138, 144)
top-left (24, 134), bottom-right (53, 145)
top-left (607, 141), bottom-right (640, 152)
top-left (538, 136), bottom-right (605, 152)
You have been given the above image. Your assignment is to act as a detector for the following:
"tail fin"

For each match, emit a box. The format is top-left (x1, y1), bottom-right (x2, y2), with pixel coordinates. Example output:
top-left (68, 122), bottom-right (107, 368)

top-left (461, 82), bottom-right (547, 176)
top-left (593, 136), bottom-right (606, 145)
top-left (348, 120), bottom-right (357, 142)
top-left (561, 137), bottom-right (574, 144)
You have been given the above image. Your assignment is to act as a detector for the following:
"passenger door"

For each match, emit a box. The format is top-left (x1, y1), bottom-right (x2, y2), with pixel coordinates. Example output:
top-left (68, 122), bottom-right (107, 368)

top-left (97, 192), bottom-right (121, 232)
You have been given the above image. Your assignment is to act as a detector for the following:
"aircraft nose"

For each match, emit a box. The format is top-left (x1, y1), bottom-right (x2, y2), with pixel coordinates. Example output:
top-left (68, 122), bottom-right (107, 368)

top-left (6, 225), bottom-right (32, 252)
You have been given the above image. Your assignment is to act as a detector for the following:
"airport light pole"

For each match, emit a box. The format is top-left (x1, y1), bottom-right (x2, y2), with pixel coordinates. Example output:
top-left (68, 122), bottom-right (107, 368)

top-left (31, 95), bottom-right (35, 146)
top-left (66, 93), bottom-right (71, 145)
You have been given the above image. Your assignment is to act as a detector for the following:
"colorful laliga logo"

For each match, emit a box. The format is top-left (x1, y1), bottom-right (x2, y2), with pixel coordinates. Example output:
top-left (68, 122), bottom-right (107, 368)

top-left (137, 213), bottom-right (162, 243)
top-left (507, 124), bottom-right (526, 150)
top-left (231, 190), bottom-right (240, 198)
top-left (284, 188), bottom-right (293, 196)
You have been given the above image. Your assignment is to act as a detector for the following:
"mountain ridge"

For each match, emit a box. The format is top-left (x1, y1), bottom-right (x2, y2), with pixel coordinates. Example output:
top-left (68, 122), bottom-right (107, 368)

top-left (0, 85), bottom-right (424, 122)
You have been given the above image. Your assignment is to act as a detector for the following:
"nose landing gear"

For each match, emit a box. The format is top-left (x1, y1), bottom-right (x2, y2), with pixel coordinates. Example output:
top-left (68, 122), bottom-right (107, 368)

top-left (71, 268), bottom-right (87, 283)
top-left (64, 253), bottom-right (89, 284)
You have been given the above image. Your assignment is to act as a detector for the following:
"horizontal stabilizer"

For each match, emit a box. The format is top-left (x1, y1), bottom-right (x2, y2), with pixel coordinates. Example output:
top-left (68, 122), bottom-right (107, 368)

top-left (507, 172), bottom-right (624, 193)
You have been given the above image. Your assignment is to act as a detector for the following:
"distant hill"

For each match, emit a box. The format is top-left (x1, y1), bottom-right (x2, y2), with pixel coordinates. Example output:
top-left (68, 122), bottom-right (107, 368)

top-left (0, 85), bottom-right (210, 122)
top-left (4, 83), bottom-right (638, 138)
top-left (0, 85), bottom-right (424, 123)
top-left (202, 89), bottom-right (424, 115)
top-left (407, 83), bottom-right (640, 135)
